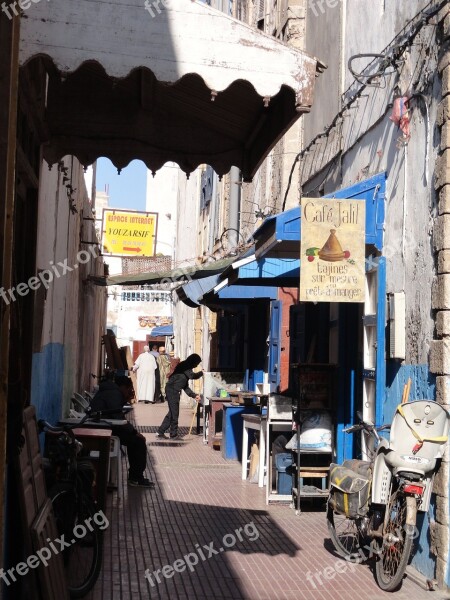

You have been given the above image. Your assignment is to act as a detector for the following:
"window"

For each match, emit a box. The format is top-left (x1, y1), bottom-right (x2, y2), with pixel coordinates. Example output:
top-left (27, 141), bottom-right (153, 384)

top-left (257, 0), bottom-right (265, 29)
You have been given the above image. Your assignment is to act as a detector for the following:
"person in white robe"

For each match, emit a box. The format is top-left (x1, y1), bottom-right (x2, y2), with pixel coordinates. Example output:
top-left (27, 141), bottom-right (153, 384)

top-left (132, 346), bottom-right (157, 403)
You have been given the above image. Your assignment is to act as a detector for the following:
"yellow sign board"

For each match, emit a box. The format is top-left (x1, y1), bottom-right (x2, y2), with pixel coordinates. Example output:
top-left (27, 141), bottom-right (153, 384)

top-left (101, 209), bottom-right (157, 257)
top-left (300, 198), bottom-right (365, 303)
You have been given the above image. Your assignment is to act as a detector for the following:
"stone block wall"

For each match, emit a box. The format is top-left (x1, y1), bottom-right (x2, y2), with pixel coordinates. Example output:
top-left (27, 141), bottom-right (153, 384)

top-left (429, 7), bottom-right (450, 589)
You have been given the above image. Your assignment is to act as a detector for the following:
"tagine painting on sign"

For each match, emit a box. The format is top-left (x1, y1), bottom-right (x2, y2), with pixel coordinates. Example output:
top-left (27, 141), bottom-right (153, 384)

top-left (305, 229), bottom-right (354, 264)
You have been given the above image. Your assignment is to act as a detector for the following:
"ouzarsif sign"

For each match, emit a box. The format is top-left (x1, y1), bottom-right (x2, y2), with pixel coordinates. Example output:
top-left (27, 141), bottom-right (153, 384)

top-left (102, 209), bottom-right (158, 257)
top-left (300, 198), bottom-right (365, 303)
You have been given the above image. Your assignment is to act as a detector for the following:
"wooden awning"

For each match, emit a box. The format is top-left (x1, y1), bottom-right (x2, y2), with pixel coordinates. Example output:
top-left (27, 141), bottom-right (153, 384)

top-left (19, 0), bottom-right (324, 180)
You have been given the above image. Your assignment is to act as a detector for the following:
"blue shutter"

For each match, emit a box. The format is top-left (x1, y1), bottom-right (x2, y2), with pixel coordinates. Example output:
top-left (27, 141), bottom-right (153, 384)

top-left (268, 300), bottom-right (281, 386)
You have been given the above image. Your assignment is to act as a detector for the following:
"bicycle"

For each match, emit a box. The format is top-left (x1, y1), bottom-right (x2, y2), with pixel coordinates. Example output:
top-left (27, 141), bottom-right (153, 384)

top-left (39, 408), bottom-right (115, 598)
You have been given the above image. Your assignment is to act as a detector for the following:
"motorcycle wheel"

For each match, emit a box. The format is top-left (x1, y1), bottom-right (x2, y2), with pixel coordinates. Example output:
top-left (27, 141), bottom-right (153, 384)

top-left (375, 490), bottom-right (414, 591)
top-left (326, 503), bottom-right (364, 561)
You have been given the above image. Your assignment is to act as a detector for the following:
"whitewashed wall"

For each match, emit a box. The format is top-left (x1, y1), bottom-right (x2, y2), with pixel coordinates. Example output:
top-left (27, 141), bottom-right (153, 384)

top-left (146, 163), bottom-right (178, 255)
top-left (173, 169), bottom-right (202, 360)
top-left (32, 156), bottom-right (106, 420)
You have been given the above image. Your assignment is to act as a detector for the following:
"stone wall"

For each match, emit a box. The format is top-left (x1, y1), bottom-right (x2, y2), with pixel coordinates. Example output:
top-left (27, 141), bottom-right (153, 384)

top-left (429, 6), bottom-right (450, 589)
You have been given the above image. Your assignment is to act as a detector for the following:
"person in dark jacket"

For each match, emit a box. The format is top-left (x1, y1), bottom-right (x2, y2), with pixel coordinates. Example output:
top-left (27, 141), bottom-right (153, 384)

top-left (91, 376), bottom-right (154, 488)
top-left (156, 354), bottom-right (203, 440)
top-left (150, 344), bottom-right (162, 402)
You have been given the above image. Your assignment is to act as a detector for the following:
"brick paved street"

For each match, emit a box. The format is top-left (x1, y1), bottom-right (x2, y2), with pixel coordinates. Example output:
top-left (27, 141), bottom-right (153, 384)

top-left (87, 403), bottom-right (446, 600)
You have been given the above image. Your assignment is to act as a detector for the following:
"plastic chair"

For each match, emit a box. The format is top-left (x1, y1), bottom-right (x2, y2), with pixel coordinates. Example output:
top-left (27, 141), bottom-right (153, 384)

top-left (90, 436), bottom-right (122, 500)
top-left (69, 409), bottom-right (85, 418)
top-left (72, 392), bottom-right (89, 412)
top-left (71, 398), bottom-right (87, 414)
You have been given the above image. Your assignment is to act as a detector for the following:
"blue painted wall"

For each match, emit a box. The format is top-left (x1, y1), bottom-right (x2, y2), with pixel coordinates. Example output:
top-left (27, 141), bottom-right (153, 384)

top-left (412, 503), bottom-right (437, 580)
top-left (384, 363), bottom-right (435, 424)
top-left (385, 362), bottom-right (437, 580)
top-left (31, 343), bottom-right (65, 425)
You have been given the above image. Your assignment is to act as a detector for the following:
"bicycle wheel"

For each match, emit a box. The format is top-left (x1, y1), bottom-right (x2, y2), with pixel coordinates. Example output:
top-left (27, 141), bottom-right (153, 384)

top-left (50, 485), bottom-right (102, 598)
top-left (326, 502), bottom-right (364, 561)
top-left (375, 490), bottom-right (414, 592)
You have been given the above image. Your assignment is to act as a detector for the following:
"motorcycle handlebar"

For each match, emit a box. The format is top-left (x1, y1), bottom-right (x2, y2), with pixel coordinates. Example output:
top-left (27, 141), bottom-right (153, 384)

top-left (342, 425), bottom-right (361, 433)
top-left (343, 422), bottom-right (391, 434)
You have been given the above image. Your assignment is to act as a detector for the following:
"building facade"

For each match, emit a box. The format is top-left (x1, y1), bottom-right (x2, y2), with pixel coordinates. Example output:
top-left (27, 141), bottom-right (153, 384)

top-left (298, 0), bottom-right (450, 588)
top-left (172, 0), bottom-right (450, 590)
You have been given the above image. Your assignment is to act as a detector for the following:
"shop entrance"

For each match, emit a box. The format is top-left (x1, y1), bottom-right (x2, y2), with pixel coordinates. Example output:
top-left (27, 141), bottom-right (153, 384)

top-left (289, 301), bottom-right (362, 463)
top-left (289, 172), bottom-right (388, 464)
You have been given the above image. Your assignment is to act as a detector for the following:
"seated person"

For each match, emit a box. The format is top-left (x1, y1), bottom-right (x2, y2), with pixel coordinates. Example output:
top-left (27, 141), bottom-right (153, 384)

top-left (91, 376), bottom-right (154, 488)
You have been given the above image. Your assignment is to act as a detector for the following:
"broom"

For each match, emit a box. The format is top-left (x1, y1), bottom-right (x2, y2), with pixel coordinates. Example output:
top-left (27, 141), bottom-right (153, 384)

top-left (401, 378), bottom-right (412, 404)
top-left (187, 396), bottom-right (201, 439)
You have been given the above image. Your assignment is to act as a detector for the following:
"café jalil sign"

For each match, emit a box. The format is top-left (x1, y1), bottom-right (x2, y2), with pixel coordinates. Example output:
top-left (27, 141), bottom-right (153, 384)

top-left (300, 198), bottom-right (365, 303)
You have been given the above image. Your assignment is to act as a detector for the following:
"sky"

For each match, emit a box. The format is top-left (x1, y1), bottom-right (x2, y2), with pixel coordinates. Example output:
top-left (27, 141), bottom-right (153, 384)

top-left (96, 158), bottom-right (147, 211)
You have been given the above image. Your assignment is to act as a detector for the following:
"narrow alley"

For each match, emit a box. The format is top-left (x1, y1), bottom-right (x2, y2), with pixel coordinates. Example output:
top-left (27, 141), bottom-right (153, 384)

top-left (88, 404), bottom-right (440, 600)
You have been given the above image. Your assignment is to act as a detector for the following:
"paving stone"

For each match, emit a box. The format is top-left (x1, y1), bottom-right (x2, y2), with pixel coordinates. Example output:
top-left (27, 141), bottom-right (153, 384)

top-left (84, 403), bottom-right (439, 600)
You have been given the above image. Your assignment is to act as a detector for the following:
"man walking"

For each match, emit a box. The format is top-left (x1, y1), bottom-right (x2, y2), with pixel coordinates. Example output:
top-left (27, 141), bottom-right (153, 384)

top-left (150, 344), bottom-right (162, 403)
top-left (133, 346), bottom-right (157, 403)
top-left (156, 345), bottom-right (171, 402)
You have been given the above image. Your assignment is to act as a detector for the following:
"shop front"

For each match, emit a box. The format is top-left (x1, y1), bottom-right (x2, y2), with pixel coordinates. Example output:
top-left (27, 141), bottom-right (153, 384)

top-left (252, 172), bottom-right (386, 465)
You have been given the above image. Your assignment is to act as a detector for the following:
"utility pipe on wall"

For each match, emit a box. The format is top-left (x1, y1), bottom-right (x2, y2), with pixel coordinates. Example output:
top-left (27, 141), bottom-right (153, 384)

top-left (229, 166), bottom-right (241, 251)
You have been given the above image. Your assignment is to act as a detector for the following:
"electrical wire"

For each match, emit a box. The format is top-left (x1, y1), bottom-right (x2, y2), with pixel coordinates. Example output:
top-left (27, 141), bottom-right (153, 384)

top-left (302, 155), bottom-right (341, 197)
top-left (281, 0), bottom-right (447, 211)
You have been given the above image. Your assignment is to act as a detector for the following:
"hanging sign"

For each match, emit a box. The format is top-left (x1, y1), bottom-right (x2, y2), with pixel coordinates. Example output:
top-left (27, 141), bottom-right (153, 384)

top-left (101, 209), bottom-right (158, 257)
top-left (300, 198), bottom-right (365, 303)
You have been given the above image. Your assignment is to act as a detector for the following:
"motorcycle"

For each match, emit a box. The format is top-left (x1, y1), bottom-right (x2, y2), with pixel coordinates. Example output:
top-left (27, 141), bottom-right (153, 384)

top-left (326, 400), bottom-right (450, 592)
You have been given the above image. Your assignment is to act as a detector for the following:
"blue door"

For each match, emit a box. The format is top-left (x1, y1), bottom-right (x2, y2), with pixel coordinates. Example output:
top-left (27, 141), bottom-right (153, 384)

top-left (268, 300), bottom-right (281, 388)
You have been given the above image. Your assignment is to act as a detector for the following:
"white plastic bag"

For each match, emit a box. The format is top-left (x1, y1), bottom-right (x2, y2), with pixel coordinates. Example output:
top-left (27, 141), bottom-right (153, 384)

top-left (286, 411), bottom-right (332, 452)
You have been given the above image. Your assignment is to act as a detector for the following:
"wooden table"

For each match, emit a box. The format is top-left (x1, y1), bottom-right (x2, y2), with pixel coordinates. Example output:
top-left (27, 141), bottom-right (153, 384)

top-left (241, 414), bottom-right (267, 487)
top-left (72, 428), bottom-right (112, 513)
